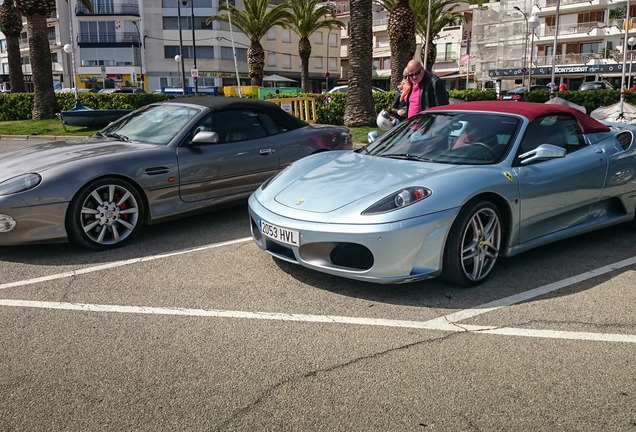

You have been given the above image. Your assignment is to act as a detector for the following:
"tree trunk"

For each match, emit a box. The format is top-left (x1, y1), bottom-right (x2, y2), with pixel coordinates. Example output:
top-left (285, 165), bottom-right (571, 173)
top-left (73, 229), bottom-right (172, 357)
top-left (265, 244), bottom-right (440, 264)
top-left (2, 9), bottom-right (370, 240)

top-left (248, 41), bottom-right (265, 87)
top-left (6, 35), bottom-right (25, 92)
top-left (26, 13), bottom-right (57, 118)
top-left (344, 0), bottom-right (375, 127)
top-left (388, 0), bottom-right (416, 91)
top-left (299, 36), bottom-right (311, 92)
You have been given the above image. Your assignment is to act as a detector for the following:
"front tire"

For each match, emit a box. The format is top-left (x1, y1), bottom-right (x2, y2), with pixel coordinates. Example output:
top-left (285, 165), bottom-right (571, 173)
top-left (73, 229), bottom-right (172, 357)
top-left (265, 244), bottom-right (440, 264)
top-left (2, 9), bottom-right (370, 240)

top-left (66, 177), bottom-right (145, 250)
top-left (442, 200), bottom-right (502, 287)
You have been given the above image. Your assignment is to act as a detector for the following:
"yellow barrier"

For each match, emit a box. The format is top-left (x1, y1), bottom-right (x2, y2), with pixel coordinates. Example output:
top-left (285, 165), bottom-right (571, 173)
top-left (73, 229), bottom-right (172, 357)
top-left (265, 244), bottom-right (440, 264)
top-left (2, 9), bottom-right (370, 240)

top-left (268, 97), bottom-right (317, 123)
top-left (222, 85), bottom-right (260, 97)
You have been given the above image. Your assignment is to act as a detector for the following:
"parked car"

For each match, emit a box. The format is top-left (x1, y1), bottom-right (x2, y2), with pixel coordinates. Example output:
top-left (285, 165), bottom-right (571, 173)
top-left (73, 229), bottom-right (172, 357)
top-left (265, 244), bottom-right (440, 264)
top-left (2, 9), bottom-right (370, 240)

top-left (0, 97), bottom-right (351, 250)
top-left (98, 87), bottom-right (146, 94)
top-left (328, 85), bottom-right (385, 93)
top-left (248, 101), bottom-right (636, 286)
top-left (497, 85), bottom-right (550, 101)
top-left (579, 81), bottom-right (614, 91)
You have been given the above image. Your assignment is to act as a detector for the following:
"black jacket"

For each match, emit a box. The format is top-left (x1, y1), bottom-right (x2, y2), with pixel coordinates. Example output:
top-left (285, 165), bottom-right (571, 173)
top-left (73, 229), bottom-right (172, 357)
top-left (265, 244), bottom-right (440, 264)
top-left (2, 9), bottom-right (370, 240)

top-left (390, 70), bottom-right (449, 118)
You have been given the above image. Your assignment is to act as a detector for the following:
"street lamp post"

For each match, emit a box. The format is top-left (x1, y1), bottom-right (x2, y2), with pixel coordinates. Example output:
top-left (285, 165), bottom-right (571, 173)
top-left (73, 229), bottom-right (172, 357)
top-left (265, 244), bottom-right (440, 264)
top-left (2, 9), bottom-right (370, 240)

top-left (181, 0), bottom-right (197, 93)
top-left (528, 15), bottom-right (540, 89)
top-left (629, 37), bottom-right (636, 90)
top-left (63, 43), bottom-right (78, 101)
top-left (177, 0), bottom-right (187, 95)
top-left (513, 6), bottom-right (529, 88)
top-left (175, 54), bottom-right (182, 89)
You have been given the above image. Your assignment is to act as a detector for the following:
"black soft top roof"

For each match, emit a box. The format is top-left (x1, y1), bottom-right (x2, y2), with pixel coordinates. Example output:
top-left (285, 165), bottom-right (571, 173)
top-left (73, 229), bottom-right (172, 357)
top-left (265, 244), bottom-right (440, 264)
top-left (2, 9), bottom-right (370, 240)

top-left (164, 96), bottom-right (308, 131)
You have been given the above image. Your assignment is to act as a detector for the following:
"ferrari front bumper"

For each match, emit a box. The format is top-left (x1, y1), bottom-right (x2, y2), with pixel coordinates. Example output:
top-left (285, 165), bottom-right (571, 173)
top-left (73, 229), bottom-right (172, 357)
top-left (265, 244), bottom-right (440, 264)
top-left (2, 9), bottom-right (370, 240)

top-left (247, 194), bottom-right (460, 284)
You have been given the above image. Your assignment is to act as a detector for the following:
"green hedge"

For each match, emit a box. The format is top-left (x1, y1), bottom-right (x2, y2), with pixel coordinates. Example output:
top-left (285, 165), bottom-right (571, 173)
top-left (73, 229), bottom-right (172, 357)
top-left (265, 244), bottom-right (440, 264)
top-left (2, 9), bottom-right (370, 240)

top-left (0, 92), bottom-right (173, 121)
top-left (3, 88), bottom-right (634, 124)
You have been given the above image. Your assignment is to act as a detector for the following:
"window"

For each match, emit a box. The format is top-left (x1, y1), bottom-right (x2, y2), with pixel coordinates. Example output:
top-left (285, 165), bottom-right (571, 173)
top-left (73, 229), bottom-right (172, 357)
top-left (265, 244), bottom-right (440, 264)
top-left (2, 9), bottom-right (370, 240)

top-left (282, 28), bottom-right (291, 43)
top-left (267, 52), bottom-right (277, 67)
top-left (220, 46), bottom-right (246, 61)
top-left (267, 28), bottom-right (276, 40)
top-left (329, 57), bottom-right (337, 72)
top-left (282, 54), bottom-right (291, 69)
top-left (329, 32), bottom-right (338, 48)
top-left (315, 31), bottom-right (323, 44)
top-left (577, 11), bottom-right (603, 23)
top-left (444, 43), bottom-right (453, 61)
top-left (193, 110), bottom-right (268, 144)
top-left (519, 115), bottom-right (585, 156)
top-left (315, 56), bottom-right (323, 69)
top-left (580, 42), bottom-right (602, 54)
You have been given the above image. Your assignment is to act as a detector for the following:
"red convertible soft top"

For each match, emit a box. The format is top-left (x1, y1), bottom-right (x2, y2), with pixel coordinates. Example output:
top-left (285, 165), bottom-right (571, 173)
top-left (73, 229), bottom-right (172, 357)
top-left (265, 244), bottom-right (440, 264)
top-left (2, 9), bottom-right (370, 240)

top-left (427, 101), bottom-right (611, 134)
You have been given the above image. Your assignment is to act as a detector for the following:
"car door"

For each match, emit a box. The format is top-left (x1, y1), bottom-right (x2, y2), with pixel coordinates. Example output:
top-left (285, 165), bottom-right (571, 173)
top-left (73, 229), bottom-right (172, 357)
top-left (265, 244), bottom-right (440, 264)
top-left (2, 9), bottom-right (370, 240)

top-left (513, 115), bottom-right (608, 243)
top-left (176, 109), bottom-right (280, 203)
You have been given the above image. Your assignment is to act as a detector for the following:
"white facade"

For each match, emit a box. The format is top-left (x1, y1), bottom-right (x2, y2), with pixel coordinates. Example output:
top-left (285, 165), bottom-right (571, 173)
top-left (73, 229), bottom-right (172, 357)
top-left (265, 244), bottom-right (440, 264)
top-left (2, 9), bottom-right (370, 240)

top-left (0, 0), bottom-right (340, 93)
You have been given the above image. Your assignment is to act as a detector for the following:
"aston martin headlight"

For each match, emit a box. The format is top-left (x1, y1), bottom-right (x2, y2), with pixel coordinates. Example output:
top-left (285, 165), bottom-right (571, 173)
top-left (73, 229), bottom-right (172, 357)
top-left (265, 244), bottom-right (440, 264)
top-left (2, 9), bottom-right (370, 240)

top-left (0, 173), bottom-right (42, 196)
top-left (362, 187), bottom-right (431, 215)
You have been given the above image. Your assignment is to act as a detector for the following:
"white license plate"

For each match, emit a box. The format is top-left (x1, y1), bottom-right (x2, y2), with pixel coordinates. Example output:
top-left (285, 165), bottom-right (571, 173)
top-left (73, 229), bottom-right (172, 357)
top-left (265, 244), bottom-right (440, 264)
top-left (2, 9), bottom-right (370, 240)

top-left (259, 219), bottom-right (300, 246)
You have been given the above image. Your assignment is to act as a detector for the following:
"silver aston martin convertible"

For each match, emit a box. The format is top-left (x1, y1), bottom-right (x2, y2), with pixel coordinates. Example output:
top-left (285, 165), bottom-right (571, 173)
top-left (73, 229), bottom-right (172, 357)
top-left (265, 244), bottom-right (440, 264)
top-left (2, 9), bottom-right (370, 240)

top-left (248, 101), bottom-right (636, 286)
top-left (0, 97), bottom-right (350, 250)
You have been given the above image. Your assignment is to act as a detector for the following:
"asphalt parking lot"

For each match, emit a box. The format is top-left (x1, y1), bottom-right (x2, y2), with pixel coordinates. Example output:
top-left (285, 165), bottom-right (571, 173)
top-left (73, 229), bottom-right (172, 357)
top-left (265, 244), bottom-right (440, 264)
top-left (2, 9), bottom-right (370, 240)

top-left (1, 137), bottom-right (635, 431)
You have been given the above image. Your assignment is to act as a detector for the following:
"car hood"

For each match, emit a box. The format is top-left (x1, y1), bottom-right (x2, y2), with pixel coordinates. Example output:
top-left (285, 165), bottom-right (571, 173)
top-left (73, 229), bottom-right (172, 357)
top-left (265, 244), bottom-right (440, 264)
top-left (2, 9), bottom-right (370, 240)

top-left (0, 138), bottom-right (160, 179)
top-left (273, 151), bottom-right (457, 213)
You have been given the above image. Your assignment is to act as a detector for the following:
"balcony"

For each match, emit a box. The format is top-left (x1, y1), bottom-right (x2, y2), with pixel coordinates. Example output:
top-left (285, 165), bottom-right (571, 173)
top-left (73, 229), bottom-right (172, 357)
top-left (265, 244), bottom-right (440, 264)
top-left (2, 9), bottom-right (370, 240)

top-left (77, 32), bottom-right (140, 45)
top-left (76, 1), bottom-right (139, 16)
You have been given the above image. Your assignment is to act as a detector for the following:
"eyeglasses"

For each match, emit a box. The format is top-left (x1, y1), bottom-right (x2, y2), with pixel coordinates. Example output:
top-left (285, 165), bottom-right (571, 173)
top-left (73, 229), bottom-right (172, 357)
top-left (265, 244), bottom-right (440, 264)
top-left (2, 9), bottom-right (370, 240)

top-left (405, 68), bottom-right (423, 78)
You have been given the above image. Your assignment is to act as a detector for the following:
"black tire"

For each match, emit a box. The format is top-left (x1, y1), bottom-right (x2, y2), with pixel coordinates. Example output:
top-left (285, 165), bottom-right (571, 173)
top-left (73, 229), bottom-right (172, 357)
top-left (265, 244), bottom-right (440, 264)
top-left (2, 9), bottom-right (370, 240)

top-left (442, 200), bottom-right (502, 287)
top-left (66, 177), bottom-right (145, 250)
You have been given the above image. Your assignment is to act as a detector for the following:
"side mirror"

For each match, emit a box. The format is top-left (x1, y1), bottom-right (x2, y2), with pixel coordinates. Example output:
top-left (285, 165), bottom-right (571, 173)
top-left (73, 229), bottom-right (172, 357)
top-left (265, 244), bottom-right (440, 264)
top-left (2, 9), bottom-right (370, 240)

top-left (192, 131), bottom-right (220, 144)
top-left (367, 130), bottom-right (378, 143)
top-left (520, 144), bottom-right (566, 164)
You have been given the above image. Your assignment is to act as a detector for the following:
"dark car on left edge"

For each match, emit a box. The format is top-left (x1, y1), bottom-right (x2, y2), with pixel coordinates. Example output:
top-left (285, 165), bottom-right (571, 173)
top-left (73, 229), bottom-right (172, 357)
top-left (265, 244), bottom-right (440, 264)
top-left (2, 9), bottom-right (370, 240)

top-left (0, 97), bottom-right (351, 250)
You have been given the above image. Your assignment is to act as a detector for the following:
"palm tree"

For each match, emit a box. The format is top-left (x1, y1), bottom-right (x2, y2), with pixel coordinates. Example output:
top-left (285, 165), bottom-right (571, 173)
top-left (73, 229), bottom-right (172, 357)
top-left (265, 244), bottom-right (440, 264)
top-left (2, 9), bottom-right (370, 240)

top-left (14, 0), bottom-right (59, 118)
top-left (206, 0), bottom-right (291, 87)
top-left (0, 0), bottom-right (25, 93)
top-left (14, 0), bottom-right (93, 119)
top-left (285, 0), bottom-right (345, 92)
top-left (344, 0), bottom-right (376, 127)
top-left (375, 0), bottom-right (416, 91)
top-left (411, 0), bottom-right (466, 71)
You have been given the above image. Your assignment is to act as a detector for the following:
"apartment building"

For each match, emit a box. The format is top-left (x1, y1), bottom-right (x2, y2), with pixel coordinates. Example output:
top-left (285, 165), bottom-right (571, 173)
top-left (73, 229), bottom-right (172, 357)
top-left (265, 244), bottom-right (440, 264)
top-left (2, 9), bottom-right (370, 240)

top-left (332, 0), bottom-right (474, 91)
top-left (0, 0), bottom-right (339, 93)
top-left (473, 0), bottom-right (636, 91)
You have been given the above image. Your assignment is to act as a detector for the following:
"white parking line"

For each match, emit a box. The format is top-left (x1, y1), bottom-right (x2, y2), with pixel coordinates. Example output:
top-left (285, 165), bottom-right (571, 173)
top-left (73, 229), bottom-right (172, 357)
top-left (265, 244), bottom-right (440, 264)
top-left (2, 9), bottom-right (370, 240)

top-left (1, 241), bottom-right (635, 344)
top-left (0, 237), bottom-right (253, 290)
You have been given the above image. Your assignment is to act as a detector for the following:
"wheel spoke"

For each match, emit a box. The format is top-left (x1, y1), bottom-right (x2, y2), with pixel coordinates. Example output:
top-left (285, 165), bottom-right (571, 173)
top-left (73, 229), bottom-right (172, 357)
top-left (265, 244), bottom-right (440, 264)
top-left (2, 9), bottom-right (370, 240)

top-left (116, 218), bottom-right (135, 231)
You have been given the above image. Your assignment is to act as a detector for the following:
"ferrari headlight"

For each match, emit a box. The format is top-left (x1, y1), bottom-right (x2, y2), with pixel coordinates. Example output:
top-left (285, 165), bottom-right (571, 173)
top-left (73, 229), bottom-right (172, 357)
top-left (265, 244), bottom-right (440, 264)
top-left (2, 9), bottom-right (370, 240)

top-left (0, 173), bottom-right (41, 196)
top-left (362, 187), bottom-right (431, 215)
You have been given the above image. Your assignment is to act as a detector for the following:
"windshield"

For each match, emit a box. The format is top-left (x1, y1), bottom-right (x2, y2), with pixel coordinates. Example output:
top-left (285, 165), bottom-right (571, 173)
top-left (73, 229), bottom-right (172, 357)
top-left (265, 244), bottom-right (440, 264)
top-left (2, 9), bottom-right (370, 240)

top-left (365, 111), bottom-right (521, 165)
top-left (99, 104), bottom-right (201, 145)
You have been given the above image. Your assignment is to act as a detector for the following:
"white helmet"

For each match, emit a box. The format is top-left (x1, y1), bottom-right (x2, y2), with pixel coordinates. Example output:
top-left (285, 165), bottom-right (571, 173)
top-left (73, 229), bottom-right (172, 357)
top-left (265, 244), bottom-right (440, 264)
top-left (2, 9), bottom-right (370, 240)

top-left (376, 110), bottom-right (396, 130)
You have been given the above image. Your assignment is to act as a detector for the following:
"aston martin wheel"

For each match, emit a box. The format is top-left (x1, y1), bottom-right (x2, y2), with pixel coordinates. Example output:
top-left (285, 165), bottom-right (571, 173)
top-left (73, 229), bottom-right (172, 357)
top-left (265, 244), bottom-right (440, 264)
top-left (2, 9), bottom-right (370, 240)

top-left (66, 177), bottom-right (145, 250)
top-left (442, 200), bottom-right (502, 287)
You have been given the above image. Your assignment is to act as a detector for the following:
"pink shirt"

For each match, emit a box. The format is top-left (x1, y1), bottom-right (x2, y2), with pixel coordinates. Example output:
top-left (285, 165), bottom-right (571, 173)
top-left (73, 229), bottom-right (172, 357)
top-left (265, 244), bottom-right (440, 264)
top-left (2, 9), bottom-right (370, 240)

top-left (407, 81), bottom-right (420, 118)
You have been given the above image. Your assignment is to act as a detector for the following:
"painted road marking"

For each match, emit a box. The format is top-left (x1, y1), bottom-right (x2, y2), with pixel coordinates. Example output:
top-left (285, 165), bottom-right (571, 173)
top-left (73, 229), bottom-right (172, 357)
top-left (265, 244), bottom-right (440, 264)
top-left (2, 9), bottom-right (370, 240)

top-left (1, 240), bottom-right (635, 344)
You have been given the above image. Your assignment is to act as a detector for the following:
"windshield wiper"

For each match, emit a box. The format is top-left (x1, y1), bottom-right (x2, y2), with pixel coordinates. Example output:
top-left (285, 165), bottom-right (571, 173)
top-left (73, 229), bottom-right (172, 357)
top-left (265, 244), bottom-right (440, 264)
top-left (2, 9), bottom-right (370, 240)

top-left (102, 132), bottom-right (130, 142)
top-left (381, 153), bottom-right (434, 162)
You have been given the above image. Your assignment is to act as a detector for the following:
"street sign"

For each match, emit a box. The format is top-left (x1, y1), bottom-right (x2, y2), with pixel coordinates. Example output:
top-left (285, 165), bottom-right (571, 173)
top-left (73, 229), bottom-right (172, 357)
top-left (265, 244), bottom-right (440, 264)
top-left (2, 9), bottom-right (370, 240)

top-left (520, 67), bottom-right (529, 75)
top-left (191, 69), bottom-right (198, 78)
top-left (325, 72), bottom-right (330, 78)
